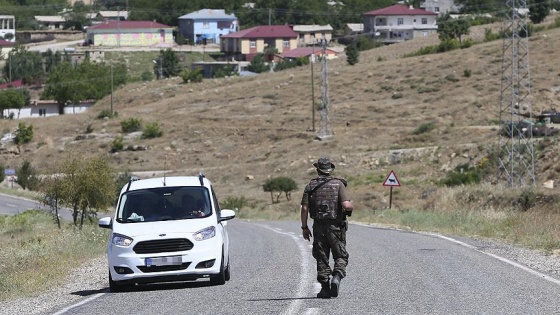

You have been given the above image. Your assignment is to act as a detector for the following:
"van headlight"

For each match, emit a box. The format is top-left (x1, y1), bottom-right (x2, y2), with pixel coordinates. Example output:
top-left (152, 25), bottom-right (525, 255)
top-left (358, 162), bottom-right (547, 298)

top-left (112, 233), bottom-right (133, 246)
top-left (193, 226), bottom-right (216, 241)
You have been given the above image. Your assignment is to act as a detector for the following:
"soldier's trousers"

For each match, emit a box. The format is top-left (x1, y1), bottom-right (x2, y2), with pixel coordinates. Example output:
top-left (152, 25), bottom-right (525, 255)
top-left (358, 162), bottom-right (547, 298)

top-left (312, 220), bottom-right (349, 284)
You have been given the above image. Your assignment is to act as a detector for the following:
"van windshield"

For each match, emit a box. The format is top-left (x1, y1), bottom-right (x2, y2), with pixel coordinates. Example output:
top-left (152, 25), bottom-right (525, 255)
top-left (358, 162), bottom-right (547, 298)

top-left (116, 186), bottom-right (211, 223)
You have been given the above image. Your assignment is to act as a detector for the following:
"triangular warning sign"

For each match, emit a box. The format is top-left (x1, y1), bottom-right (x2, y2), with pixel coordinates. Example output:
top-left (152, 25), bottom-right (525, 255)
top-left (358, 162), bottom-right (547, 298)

top-left (383, 170), bottom-right (400, 187)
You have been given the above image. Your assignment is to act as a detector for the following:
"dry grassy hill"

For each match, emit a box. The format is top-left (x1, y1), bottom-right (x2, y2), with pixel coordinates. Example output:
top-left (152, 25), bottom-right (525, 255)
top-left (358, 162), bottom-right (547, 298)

top-left (2, 19), bottom-right (560, 212)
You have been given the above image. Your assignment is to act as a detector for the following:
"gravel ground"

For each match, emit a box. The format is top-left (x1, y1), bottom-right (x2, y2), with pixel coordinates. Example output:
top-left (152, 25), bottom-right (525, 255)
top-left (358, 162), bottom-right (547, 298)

top-left (1, 229), bottom-right (560, 315)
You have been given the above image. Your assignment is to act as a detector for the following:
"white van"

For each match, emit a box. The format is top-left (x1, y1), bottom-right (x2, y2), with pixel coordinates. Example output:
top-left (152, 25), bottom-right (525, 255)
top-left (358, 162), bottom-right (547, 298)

top-left (98, 174), bottom-right (235, 292)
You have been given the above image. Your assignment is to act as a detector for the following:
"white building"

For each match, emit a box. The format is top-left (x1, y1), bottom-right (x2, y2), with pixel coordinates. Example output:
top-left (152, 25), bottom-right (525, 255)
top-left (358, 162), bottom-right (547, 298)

top-left (363, 4), bottom-right (438, 43)
top-left (0, 15), bottom-right (15, 42)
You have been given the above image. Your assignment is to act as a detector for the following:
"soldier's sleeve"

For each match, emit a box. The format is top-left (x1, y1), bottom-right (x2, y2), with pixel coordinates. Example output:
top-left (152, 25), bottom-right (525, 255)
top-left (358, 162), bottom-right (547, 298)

top-left (301, 183), bottom-right (310, 206)
top-left (338, 181), bottom-right (350, 202)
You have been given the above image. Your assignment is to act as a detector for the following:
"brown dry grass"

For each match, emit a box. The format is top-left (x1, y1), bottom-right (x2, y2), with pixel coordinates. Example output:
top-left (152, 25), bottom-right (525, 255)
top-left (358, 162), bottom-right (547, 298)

top-left (2, 16), bottom-right (560, 215)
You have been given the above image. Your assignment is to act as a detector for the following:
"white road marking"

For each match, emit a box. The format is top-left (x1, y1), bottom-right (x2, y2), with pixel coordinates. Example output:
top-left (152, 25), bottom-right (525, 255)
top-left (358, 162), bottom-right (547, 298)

top-left (259, 226), bottom-right (314, 315)
top-left (353, 221), bottom-right (560, 286)
top-left (304, 308), bottom-right (321, 315)
top-left (50, 292), bottom-right (106, 315)
top-left (6, 203), bottom-right (17, 207)
top-left (432, 233), bottom-right (560, 286)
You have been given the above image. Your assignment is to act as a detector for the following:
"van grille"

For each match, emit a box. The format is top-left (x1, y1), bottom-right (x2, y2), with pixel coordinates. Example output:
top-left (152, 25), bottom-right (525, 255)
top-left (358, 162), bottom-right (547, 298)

top-left (138, 262), bottom-right (191, 273)
top-left (133, 238), bottom-right (194, 254)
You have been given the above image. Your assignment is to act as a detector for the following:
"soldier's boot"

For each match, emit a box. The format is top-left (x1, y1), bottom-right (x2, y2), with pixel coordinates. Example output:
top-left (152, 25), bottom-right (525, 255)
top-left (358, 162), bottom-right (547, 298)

top-left (330, 273), bottom-right (342, 298)
top-left (316, 282), bottom-right (331, 299)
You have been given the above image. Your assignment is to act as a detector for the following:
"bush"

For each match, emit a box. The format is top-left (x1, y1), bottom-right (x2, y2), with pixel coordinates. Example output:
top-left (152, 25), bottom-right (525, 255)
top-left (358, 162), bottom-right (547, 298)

top-left (0, 163), bottom-right (5, 183)
top-left (180, 68), bottom-right (203, 83)
top-left (141, 71), bottom-right (154, 82)
top-left (111, 136), bottom-right (124, 153)
top-left (463, 69), bottom-right (472, 77)
top-left (97, 109), bottom-right (117, 119)
top-left (412, 122), bottom-right (436, 135)
top-left (14, 122), bottom-right (33, 145)
top-left (16, 160), bottom-right (39, 190)
top-left (121, 117), bottom-right (142, 133)
top-left (141, 122), bottom-right (163, 139)
top-left (221, 196), bottom-right (249, 210)
top-left (441, 163), bottom-right (481, 187)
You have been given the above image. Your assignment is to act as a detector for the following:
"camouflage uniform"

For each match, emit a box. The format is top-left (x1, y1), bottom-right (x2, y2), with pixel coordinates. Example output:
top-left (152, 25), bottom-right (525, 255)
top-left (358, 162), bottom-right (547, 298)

top-left (301, 174), bottom-right (350, 285)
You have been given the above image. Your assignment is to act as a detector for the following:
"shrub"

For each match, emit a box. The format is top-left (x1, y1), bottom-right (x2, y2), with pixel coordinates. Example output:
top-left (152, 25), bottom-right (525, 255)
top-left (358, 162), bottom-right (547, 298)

top-left (221, 196), bottom-right (249, 210)
top-left (14, 122), bottom-right (33, 145)
top-left (141, 122), bottom-right (163, 139)
top-left (110, 136), bottom-right (124, 153)
top-left (463, 69), bottom-right (471, 77)
top-left (441, 163), bottom-right (481, 187)
top-left (0, 163), bottom-right (5, 183)
top-left (16, 160), bottom-right (39, 190)
top-left (412, 122), bottom-right (436, 135)
top-left (97, 109), bottom-right (117, 119)
top-left (121, 117), bottom-right (142, 133)
top-left (141, 71), bottom-right (154, 82)
top-left (180, 68), bottom-right (203, 83)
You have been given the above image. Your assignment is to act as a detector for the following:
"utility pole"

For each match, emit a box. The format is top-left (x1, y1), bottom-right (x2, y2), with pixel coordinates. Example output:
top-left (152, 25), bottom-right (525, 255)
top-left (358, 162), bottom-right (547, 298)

top-left (110, 64), bottom-right (114, 114)
top-left (269, 9), bottom-right (271, 25)
top-left (316, 37), bottom-right (332, 140)
top-left (310, 43), bottom-right (315, 132)
top-left (497, 0), bottom-right (534, 187)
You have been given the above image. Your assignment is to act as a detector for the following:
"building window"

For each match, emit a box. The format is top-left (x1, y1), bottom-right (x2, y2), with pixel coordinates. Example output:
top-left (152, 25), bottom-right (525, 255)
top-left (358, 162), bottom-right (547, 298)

top-left (422, 18), bottom-right (428, 24)
top-left (250, 40), bottom-right (256, 48)
top-left (283, 40), bottom-right (289, 47)
top-left (435, 7), bottom-right (440, 12)
top-left (397, 18), bottom-right (403, 25)
top-left (202, 22), bottom-right (209, 29)
top-left (39, 109), bottom-right (46, 116)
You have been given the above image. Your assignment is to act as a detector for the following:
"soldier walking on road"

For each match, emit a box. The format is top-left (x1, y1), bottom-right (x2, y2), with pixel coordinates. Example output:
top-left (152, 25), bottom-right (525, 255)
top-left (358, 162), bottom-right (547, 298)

top-left (300, 157), bottom-right (354, 299)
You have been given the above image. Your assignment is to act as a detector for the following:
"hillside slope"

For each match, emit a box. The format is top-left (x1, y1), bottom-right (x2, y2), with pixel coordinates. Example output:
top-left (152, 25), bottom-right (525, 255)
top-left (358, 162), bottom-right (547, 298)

top-left (2, 20), bottom-right (560, 211)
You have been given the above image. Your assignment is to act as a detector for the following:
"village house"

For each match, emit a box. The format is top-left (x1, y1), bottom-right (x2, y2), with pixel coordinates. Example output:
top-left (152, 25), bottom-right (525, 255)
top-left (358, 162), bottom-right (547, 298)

top-left (279, 47), bottom-right (338, 62)
top-left (220, 25), bottom-right (298, 61)
top-left (363, 4), bottom-right (438, 43)
top-left (0, 15), bottom-right (15, 42)
top-left (85, 20), bottom-right (174, 47)
top-left (34, 16), bottom-right (66, 30)
top-left (2, 97), bottom-right (94, 119)
top-left (178, 9), bottom-right (238, 45)
top-left (291, 24), bottom-right (333, 46)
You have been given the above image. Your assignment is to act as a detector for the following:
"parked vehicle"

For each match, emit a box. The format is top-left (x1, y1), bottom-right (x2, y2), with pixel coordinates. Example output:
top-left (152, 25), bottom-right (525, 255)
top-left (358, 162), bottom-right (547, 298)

top-left (98, 173), bottom-right (235, 292)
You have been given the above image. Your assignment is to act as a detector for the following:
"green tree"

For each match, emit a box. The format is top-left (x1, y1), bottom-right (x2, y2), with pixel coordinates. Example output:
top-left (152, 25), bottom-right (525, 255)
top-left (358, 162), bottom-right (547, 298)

top-left (16, 159), bottom-right (39, 190)
top-left (346, 44), bottom-right (359, 65)
top-left (55, 154), bottom-right (117, 228)
top-left (3, 45), bottom-right (45, 84)
top-left (248, 53), bottom-right (268, 73)
top-left (529, 0), bottom-right (550, 24)
top-left (0, 88), bottom-right (25, 119)
top-left (263, 177), bottom-right (298, 203)
top-left (42, 60), bottom-right (126, 114)
top-left (438, 14), bottom-right (470, 44)
top-left (158, 49), bottom-right (181, 78)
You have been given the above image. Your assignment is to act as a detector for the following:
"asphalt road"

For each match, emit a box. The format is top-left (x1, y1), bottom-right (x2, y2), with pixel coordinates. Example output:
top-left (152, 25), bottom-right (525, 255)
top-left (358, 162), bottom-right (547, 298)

top-left (44, 220), bottom-right (560, 315)
top-left (0, 193), bottom-right (73, 221)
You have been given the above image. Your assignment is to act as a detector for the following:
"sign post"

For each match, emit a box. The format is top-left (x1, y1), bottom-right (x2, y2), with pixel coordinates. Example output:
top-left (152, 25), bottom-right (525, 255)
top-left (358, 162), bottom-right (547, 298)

top-left (4, 169), bottom-right (15, 189)
top-left (382, 170), bottom-right (401, 209)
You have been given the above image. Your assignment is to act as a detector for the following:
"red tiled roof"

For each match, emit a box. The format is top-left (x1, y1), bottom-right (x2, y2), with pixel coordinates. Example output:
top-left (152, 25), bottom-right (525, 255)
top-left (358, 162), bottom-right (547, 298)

top-left (0, 80), bottom-right (24, 90)
top-left (0, 39), bottom-right (15, 47)
top-left (364, 4), bottom-right (437, 16)
top-left (281, 47), bottom-right (337, 58)
top-left (88, 20), bottom-right (173, 30)
top-left (221, 25), bottom-right (297, 39)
